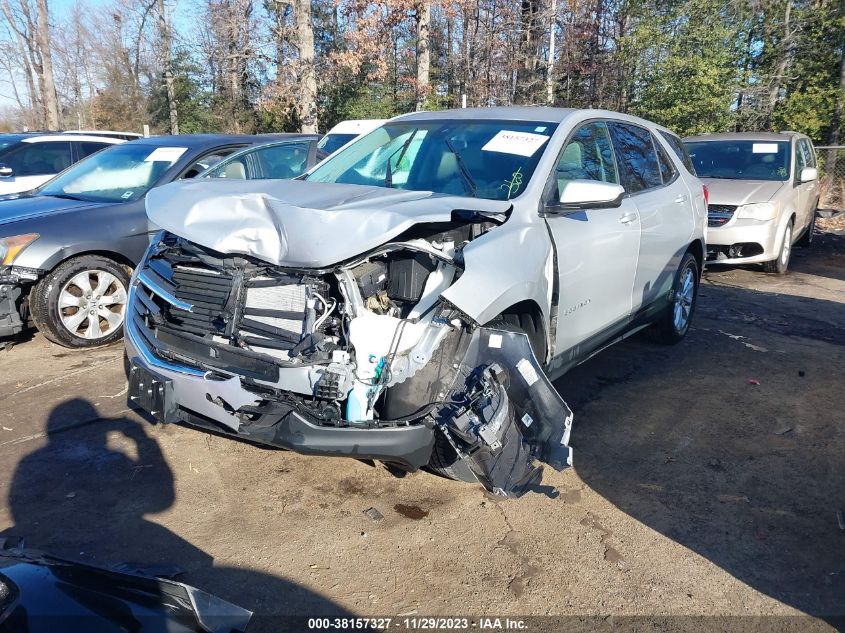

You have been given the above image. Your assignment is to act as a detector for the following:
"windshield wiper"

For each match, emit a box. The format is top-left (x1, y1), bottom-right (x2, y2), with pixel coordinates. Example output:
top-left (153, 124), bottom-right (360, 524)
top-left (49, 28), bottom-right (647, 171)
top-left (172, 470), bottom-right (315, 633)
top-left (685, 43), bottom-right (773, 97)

top-left (385, 130), bottom-right (419, 188)
top-left (45, 192), bottom-right (85, 201)
top-left (443, 137), bottom-right (478, 197)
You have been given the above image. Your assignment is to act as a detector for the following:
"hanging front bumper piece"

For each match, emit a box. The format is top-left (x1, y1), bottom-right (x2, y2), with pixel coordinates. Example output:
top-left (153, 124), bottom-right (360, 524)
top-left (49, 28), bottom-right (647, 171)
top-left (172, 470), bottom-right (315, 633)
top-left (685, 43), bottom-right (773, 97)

top-left (127, 318), bottom-right (572, 497)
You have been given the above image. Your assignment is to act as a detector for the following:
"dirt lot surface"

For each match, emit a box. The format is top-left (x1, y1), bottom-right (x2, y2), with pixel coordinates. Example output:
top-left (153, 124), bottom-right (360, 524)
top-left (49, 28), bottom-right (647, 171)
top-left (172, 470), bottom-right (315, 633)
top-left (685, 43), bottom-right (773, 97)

top-left (1, 232), bottom-right (843, 632)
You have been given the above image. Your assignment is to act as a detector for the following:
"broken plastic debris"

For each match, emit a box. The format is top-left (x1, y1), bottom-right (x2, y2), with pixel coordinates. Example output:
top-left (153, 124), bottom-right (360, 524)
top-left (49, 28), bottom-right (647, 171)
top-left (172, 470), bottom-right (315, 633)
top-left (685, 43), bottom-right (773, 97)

top-left (363, 507), bottom-right (384, 522)
top-left (774, 426), bottom-right (793, 435)
top-left (748, 378), bottom-right (760, 386)
top-left (837, 510), bottom-right (845, 532)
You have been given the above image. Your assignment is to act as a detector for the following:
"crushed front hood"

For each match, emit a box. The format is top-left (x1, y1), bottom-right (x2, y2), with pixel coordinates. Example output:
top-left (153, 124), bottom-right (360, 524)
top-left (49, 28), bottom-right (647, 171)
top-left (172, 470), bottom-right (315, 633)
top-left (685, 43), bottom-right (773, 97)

top-left (146, 179), bottom-right (511, 268)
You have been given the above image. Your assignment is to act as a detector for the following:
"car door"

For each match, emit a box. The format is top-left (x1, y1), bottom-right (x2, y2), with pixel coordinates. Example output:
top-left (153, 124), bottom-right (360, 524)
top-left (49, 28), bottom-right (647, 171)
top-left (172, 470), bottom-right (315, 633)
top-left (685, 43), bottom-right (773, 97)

top-left (608, 122), bottom-right (694, 313)
top-left (0, 141), bottom-right (73, 194)
top-left (543, 120), bottom-right (641, 359)
top-left (795, 138), bottom-right (819, 232)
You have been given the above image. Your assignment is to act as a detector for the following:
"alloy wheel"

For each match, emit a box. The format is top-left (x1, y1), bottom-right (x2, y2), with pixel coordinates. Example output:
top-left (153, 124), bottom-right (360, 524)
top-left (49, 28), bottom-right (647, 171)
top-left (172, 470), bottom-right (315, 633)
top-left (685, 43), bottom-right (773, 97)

top-left (58, 270), bottom-right (128, 340)
top-left (673, 266), bottom-right (695, 333)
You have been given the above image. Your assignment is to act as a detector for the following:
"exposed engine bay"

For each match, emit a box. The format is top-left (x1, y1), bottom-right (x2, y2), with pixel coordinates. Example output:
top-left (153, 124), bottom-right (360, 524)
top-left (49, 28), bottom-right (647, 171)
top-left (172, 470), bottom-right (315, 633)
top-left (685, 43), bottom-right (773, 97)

top-left (128, 216), bottom-right (572, 497)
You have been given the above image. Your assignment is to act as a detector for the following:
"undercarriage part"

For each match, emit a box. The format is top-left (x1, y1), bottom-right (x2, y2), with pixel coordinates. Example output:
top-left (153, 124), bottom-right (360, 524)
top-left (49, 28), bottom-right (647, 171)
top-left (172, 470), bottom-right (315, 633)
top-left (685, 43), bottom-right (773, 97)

top-left (0, 284), bottom-right (24, 338)
top-left (436, 327), bottom-right (573, 498)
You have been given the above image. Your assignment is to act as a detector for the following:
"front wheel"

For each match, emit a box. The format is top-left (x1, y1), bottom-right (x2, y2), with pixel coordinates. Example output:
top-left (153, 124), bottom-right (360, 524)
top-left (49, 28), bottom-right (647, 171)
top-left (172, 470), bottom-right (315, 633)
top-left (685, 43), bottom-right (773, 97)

top-left (649, 251), bottom-right (699, 345)
top-left (763, 220), bottom-right (793, 274)
top-left (30, 255), bottom-right (130, 348)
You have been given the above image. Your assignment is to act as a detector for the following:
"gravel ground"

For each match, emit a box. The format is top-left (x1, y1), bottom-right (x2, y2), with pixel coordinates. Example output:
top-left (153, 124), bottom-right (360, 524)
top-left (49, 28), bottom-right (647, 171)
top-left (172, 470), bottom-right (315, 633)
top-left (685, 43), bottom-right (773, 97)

top-left (0, 231), bottom-right (843, 632)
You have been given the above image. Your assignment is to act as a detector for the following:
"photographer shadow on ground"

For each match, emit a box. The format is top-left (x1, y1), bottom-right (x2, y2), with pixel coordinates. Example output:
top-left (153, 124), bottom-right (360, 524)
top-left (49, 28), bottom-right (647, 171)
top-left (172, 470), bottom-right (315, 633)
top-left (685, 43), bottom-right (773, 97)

top-left (2, 398), bottom-right (354, 632)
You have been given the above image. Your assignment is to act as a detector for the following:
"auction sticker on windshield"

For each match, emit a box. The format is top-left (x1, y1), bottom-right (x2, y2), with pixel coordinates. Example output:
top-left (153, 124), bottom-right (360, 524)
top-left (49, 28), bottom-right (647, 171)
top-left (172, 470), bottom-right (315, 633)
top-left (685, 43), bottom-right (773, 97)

top-left (752, 143), bottom-right (779, 154)
top-left (482, 130), bottom-right (549, 157)
top-left (144, 147), bottom-right (188, 163)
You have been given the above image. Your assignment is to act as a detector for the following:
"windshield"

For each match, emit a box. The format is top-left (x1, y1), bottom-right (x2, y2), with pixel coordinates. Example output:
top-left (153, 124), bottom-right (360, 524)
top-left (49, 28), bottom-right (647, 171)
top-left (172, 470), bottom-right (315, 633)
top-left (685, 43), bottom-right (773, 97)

top-left (39, 143), bottom-right (187, 202)
top-left (0, 139), bottom-right (21, 152)
top-left (305, 119), bottom-right (557, 200)
top-left (317, 133), bottom-right (358, 155)
top-left (686, 140), bottom-right (790, 181)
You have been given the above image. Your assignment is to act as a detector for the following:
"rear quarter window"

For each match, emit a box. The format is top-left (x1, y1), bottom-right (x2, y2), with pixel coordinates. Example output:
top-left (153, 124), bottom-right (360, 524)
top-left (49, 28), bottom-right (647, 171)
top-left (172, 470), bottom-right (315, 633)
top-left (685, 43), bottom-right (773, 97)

top-left (659, 130), bottom-right (696, 175)
top-left (608, 122), bottom-right (662, 193)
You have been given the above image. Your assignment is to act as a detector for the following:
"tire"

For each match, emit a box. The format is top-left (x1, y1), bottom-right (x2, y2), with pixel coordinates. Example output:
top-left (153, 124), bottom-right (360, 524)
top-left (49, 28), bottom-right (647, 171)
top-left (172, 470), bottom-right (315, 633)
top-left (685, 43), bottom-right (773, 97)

top-left (763, 220), bottom-right (793, 274)
top-left (30, 255), bottom-right (130, 348)
top-left (649, 251), bottom-right (699, 345)
top-left (427, 430), bottom-right (477, 483)
top-left (797, 209), bottom-right (816, 247)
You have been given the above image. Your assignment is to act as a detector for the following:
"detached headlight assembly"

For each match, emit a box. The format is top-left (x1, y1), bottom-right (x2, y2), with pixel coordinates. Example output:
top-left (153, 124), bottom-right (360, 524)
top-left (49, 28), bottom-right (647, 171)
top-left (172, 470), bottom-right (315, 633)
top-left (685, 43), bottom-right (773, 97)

top-left (736, 202), bottom-right (777, 221)
top-left (0, 233), bottom-right (39, 265)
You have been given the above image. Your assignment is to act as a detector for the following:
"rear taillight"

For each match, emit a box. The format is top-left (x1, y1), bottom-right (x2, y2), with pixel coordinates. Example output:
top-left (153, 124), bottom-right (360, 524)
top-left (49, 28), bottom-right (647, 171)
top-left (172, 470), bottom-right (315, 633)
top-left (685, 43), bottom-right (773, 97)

top-left (702, 184), bottom-right (709, 207)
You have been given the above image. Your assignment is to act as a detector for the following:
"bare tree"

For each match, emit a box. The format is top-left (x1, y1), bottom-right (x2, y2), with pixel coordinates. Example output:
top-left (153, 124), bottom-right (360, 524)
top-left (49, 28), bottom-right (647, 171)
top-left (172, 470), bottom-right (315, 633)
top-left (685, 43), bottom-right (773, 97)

top-left (415, 0), bottom-right (430, 111)
top-left (767, 0), bottom-right (795, 123)
top-left (34, 0), bottom-right (59, 127)
top-left (293, 0), bottom-right (316, 131)
top-left (157, 0), bottom-right (178, 134)
top-left (0, 0), bottom-right (60, 127)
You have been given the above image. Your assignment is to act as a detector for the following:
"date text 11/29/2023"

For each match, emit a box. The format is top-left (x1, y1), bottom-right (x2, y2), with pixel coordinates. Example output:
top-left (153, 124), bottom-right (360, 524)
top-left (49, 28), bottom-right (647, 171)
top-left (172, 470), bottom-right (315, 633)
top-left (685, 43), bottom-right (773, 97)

top-left (307, 617), bottom-right (529, 630)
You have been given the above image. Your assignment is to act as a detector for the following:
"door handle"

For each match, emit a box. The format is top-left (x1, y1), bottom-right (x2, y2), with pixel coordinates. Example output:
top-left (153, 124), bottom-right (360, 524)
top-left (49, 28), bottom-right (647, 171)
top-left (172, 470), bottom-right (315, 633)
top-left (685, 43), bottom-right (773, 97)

top-left (619, 212), bottom-right (637, 225)
top-left (674, 194), bottom-right (689, 203)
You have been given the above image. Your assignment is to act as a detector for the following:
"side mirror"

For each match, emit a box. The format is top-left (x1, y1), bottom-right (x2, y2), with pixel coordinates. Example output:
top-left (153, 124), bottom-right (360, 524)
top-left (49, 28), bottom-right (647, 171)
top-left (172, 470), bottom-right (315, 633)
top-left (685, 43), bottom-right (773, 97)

top-left (547, 179), bottom-right (625, 213)
top-left (0, 164), bottom-right (12, 178)
top-left (799, 167), bottom-right (818, 183)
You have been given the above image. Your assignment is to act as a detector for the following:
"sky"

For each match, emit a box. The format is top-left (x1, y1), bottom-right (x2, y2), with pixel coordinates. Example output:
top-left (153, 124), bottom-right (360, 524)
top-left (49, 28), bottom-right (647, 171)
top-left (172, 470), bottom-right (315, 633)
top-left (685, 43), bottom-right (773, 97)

top-left (1, 0), bottom-right (193, 112)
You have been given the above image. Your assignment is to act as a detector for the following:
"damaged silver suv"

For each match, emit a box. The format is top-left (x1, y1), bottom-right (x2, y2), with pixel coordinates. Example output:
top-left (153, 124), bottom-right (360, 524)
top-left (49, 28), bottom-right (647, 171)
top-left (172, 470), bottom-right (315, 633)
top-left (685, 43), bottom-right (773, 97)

top-left (125, 108), bottom-right (707, 496)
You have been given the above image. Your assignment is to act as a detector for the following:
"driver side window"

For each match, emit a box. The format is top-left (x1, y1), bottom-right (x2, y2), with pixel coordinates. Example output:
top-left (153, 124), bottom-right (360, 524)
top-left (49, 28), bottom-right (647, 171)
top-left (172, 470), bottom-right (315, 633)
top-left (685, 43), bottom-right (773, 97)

top-left (553, 122), bottom-right (618, 200)
top-left (794, 141), bottom-right (807, 181)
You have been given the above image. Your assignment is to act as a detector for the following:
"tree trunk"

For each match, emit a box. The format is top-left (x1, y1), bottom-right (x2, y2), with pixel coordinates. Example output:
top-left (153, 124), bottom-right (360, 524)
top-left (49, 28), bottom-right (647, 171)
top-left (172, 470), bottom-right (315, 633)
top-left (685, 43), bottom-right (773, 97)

top-left (515, 0), bottom-right (543, 103)
top-left (294, 0), bottom-right (317, 133)
top-left (767, 0), bottom-right (792, 125)
top-left (158, 0), bottom-right (179, 134)
top-left (35, 0), bottom-right (60, 128)
top-left (415, 0), bottom-right (430, 111)
top-left (546, 0), bottom-right (556, 104)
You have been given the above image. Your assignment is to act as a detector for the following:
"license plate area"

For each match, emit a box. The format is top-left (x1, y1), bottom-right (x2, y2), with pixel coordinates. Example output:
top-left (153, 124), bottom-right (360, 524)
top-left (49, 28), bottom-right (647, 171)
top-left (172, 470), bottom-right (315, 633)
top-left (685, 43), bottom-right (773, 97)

top-left (128, 364), bottom-right (177, 423)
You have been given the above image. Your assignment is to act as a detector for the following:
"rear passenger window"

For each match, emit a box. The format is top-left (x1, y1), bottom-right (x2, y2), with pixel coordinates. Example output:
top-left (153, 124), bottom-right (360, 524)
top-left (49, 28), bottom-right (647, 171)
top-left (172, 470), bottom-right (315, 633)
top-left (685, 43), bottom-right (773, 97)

top-left (608, 123), bottom-right (662, 193)
top-left (553, 121), bottom-right (618, 198)
top-left (78, 142), bottom-right (110, 158)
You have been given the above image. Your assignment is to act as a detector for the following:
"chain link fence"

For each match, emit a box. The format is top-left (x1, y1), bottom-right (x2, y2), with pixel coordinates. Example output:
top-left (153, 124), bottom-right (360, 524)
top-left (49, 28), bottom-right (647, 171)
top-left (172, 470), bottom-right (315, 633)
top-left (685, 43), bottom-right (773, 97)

top-left (816, 146), bottom-right (845, 212)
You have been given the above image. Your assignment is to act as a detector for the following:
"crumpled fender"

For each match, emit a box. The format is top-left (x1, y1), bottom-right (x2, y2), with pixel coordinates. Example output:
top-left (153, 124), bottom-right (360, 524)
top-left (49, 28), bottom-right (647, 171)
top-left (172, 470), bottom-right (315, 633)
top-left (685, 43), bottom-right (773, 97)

top-left (439, 327), bottom-right (573, 497)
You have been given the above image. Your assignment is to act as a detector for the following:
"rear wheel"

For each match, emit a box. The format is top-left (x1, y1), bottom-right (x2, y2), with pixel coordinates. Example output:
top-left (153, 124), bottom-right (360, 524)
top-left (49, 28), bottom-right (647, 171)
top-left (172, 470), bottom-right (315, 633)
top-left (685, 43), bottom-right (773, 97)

top-left (30, 255), bottom-right (130, 348)
top-left (763, 220), bottom-right (793, 274)
top-left (649, 251), bottom-right (699, 344)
